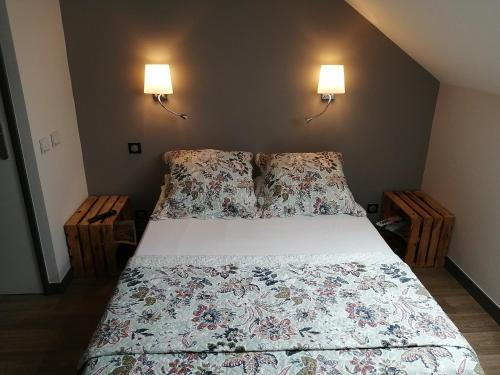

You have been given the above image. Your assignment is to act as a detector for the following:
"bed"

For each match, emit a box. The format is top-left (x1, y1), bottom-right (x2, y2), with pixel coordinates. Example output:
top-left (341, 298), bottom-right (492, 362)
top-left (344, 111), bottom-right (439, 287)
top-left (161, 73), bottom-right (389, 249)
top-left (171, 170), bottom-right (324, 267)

top-left (78, 150), bottom-right (483, 374)
top-left (77, 204), bottom-right (482, 374)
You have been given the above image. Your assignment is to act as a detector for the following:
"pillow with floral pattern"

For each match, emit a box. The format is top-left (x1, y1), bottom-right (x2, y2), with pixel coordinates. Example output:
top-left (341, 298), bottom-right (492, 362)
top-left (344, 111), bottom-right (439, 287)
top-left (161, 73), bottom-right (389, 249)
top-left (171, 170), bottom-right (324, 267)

top-left (155, 149), bottom-right (257, 219)
top-left (255, 152), bottom-right (366, 218)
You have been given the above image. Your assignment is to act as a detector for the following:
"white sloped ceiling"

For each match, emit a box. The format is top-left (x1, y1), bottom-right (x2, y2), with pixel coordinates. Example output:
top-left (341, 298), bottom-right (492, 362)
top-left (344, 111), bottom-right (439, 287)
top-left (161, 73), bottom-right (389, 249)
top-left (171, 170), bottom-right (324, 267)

top-left (346, 0), bottom-right (500, 95)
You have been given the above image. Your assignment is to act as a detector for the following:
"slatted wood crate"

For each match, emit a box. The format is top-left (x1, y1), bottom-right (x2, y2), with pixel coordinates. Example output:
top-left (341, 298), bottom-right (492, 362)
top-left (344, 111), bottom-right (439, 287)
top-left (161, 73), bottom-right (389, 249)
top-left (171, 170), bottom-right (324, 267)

top-left (381, 191), bottom-right (454, 267)
top-left (64, 196), bottom-right (132, 277)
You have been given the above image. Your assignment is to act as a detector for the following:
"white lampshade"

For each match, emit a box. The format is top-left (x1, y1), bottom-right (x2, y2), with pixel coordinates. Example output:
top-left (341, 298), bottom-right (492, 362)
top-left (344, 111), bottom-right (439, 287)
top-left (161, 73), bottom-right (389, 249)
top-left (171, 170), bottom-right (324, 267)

top-left (317, 65), bottom-right (345, 94)
top-left (144, 64), bottom-right (173, 94)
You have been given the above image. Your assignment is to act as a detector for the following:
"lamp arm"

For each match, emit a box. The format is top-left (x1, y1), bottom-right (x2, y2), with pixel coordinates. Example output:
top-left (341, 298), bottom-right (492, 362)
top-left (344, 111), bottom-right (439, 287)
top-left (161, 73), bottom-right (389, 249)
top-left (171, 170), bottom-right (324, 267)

top-left (155, 94), bottom-right (189, 120)
top-left (305, 94), bottom-right (333, 124)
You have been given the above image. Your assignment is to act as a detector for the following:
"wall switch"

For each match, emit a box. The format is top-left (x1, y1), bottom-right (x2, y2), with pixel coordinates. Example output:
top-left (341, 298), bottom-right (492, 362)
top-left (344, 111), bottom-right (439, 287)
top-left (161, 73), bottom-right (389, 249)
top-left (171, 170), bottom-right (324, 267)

top-left (50, 130), bottom-right (61, 147)
top-left (128, 142), bottom-right (142, 154)
top-left (39, 137), bottom-right (51, 154)
top-left (367, 203), bottom-right (379, 214)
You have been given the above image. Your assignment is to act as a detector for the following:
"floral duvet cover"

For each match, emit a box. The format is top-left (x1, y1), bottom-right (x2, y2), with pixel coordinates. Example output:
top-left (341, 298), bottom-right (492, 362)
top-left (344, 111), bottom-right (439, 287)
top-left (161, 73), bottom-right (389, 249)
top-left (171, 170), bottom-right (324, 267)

top-left (79, 254), bottom-right (483, 374)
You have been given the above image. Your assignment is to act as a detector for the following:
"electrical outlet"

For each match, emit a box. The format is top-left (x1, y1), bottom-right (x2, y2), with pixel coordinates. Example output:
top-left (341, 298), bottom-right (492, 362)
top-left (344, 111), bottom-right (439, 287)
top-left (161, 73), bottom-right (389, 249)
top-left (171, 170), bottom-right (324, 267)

top-left (367, 203), bottom-right (379, 214)
top-left (128, 142), bottom-right (142, 154)
top-left (134, 209), bottom-right (148, 220)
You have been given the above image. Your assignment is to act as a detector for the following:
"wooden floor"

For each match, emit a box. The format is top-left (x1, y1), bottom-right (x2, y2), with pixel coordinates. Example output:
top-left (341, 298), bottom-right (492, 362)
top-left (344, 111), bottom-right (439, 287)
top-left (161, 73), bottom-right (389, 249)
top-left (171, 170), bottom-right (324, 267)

top-left (0, 268), bottom-right (499, 374)
top-left (0, 278), bottom-right (117, 375)
top-left (414, 268), bottom-right (500, 374)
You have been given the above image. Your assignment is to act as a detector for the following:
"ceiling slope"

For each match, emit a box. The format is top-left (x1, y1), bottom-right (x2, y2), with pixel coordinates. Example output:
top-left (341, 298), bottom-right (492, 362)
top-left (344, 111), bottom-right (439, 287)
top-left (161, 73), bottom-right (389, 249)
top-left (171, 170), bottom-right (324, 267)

top-left (346, 0), bottom-right (500, 95)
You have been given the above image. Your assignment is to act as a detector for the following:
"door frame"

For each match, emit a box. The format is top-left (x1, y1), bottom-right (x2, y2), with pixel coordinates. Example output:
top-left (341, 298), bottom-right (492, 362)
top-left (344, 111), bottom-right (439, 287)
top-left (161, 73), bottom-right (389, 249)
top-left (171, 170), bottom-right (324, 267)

top-left (0, 45), bottom-right (50, 293)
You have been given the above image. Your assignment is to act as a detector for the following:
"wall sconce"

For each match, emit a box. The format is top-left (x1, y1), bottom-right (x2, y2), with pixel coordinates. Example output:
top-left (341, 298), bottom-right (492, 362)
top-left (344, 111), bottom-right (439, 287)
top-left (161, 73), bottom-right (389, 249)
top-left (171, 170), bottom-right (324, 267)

top-left (306, 65), bottom-right (345, 123)
top-left (144, 64), bottom-right (188, 120)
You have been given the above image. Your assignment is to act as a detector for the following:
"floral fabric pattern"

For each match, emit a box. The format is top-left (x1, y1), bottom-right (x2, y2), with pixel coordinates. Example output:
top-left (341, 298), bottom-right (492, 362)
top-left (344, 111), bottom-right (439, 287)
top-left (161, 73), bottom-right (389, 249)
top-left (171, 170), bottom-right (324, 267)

top-left (155, 149), bottom-right (257, 219)
top-left (79, 255), bottom-right (482, 374)
top-left (255, 152), bottom-right (366, 218)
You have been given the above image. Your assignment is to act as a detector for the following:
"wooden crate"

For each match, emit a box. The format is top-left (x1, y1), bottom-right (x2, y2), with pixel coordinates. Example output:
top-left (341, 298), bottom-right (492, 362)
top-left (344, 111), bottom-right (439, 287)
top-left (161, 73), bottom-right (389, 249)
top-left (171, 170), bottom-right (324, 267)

top-left (381, 191), bottom-right (454, 267)
top-left (64, 196), bottom-right (132, 277)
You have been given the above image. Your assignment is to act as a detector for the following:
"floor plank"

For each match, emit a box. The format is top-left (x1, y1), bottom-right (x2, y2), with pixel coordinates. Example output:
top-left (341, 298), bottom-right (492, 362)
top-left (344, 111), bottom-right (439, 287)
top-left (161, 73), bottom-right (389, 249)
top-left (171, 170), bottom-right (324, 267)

top-left (414, 267), bottom-right (500, 374)
top-left (0, 268), bottom-right (498, 374)
top-left (0, 278), bottom-right (116, 375)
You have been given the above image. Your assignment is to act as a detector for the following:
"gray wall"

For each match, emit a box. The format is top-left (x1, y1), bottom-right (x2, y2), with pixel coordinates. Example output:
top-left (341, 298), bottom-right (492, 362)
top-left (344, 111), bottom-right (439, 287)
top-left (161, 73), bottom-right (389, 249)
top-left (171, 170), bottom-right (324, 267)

top-left (60, 0), bottom-right (439, 214)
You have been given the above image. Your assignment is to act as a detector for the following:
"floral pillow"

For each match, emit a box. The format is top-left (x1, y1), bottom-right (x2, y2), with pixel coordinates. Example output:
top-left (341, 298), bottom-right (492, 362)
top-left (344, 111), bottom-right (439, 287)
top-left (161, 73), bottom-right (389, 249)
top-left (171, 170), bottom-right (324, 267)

top-left (156, 149), bottom-right (257, 219)
top-left (255, 152), bottom-right (366, 218)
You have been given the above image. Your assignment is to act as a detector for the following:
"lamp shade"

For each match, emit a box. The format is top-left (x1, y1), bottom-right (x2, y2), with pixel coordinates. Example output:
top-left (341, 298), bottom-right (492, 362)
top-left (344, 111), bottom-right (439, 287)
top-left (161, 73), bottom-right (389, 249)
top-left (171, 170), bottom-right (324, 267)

top-left (144, 64), bottom-right (173, 94)
top-left (317, 65), bottom-right (345, 94)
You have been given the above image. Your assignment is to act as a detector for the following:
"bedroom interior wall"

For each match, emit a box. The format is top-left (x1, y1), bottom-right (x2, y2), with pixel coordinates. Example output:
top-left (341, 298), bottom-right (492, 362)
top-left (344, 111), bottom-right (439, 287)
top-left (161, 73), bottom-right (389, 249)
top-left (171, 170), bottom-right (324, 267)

top-left (5, 0), bottom-right (88, 282)
top-left (422, 83), bottom-right (500, 307)
top-left (60, 0), bottom-right (439, 214)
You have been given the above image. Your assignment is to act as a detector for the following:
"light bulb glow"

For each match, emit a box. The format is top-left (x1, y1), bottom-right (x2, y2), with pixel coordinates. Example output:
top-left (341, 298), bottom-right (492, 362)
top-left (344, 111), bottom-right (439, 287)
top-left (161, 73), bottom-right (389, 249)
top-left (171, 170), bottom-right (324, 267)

top-left (144, 64), bottom-right (173, 94)
top-left (317, 65), bottom-right (345, 94)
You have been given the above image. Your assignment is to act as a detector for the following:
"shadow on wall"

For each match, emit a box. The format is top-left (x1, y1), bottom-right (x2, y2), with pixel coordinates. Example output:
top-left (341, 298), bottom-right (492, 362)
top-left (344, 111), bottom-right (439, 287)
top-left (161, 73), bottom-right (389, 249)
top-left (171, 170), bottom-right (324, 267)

top-left (60, 0), bottom-right (439, 212)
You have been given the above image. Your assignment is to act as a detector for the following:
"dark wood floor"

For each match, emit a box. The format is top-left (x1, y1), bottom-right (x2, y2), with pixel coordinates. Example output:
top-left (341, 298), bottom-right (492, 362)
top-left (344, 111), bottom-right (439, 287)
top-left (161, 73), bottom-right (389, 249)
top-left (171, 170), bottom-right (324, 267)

top-left (0, 268), bottom-right (499, 374)
top-left (0, 278), bottom-right (117, 375)
top-left (414, 268), bottom-right (500, 374)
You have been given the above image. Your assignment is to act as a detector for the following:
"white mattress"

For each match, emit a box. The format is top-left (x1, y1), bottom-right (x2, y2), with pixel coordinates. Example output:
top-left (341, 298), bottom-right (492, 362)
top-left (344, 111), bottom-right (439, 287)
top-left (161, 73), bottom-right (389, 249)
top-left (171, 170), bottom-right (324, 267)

top-left (135, 190), bottom-right (397, 263)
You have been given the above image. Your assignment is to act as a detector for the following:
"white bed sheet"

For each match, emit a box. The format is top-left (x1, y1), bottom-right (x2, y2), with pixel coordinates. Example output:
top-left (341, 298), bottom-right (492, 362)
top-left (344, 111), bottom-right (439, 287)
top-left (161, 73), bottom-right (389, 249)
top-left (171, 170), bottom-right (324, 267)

top-left (136, 190), bottom-right (398, 263)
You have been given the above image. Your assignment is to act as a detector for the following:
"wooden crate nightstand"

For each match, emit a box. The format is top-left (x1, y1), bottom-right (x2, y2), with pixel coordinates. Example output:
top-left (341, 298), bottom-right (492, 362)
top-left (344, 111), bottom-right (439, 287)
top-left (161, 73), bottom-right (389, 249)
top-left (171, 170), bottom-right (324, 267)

top-left (381, 191), bottom-right (454, 268)
top-left (64, 196), bottom-right (134, 277)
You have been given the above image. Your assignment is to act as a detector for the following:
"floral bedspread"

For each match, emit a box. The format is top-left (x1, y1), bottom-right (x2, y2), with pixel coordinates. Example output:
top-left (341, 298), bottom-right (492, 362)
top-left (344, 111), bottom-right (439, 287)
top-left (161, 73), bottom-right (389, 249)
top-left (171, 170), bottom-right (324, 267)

top-left (79, 255), bottom-right (483, 374)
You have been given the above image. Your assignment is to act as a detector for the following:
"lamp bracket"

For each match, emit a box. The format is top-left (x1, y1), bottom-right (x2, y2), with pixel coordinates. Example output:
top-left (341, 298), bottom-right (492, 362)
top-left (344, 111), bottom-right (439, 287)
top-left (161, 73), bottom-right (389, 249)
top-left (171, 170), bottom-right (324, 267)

top-left (305, 94), bottom-right (334, 123)
top-left (321, 94), bottom-right (335, 101)
top-left (153, 94), bottom-right (168, 101)
top-left (153, 93), bottom-right (188, 120)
